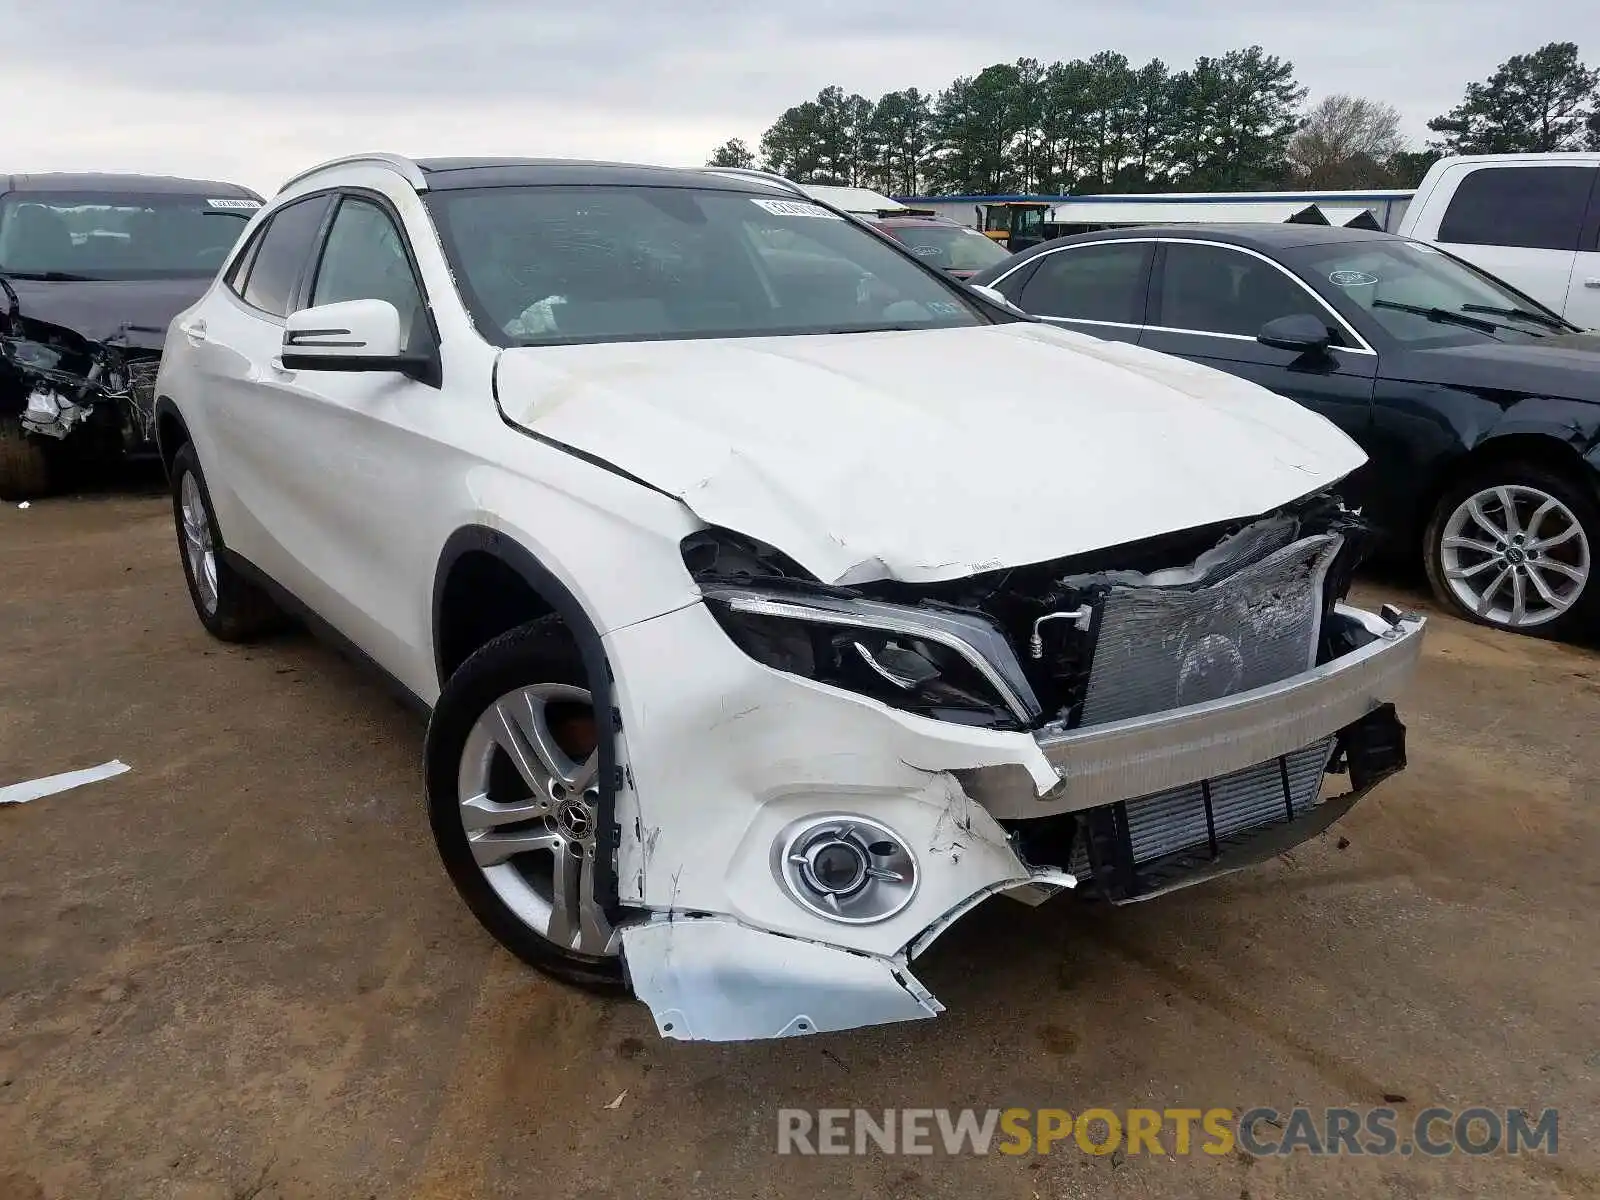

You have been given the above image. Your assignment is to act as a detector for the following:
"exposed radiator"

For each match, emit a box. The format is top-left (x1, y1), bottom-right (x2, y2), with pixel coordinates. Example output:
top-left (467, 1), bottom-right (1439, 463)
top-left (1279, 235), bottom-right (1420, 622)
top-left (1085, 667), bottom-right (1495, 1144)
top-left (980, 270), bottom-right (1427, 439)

top-left (1070, 737), bottom-right (1336, 877)
top-left (1078, 532), bottom-right (1342, 727)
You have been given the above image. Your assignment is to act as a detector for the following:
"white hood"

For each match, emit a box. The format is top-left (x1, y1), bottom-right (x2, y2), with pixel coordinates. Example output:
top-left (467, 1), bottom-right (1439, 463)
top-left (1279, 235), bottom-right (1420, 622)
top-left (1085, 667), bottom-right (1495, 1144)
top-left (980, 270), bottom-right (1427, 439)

top-left (495, 322), bottom-right (1367, 584)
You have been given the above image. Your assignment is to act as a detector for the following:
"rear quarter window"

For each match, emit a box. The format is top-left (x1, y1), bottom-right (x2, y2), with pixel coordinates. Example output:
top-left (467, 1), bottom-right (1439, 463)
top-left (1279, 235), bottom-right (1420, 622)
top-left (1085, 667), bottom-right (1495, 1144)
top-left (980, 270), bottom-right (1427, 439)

top-left (1437, 165), bottom-right (1596, 252)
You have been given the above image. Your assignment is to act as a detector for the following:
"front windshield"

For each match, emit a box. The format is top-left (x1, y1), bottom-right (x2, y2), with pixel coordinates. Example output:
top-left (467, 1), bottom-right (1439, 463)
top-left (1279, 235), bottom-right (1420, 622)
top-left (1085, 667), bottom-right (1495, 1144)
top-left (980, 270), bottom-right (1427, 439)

top-left (0, 191), bottom-right (258, 280)
top-left (1283, 239), bottom-right (1573, 347)
top-left (425, 185), bottom-right (985, 347)
top-left (886, 223), bottom-right (1012, 273)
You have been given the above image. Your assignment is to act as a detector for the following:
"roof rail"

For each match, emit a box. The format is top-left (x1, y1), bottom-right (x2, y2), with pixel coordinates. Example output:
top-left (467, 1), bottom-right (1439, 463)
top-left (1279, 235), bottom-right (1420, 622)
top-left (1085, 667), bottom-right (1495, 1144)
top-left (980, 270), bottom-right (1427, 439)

top-left (277, 152), bottom-right (428, 195)
top-left (696, 166), bottom-right (809, 198)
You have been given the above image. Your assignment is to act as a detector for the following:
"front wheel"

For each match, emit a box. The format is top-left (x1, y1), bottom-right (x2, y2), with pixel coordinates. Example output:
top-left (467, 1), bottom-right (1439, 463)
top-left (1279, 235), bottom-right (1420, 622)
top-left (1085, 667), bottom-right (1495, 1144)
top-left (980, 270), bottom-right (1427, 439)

top-left (1423, 462), bottom-right (1598, 638)
top-left (424, 616), bottom-right (626, 992)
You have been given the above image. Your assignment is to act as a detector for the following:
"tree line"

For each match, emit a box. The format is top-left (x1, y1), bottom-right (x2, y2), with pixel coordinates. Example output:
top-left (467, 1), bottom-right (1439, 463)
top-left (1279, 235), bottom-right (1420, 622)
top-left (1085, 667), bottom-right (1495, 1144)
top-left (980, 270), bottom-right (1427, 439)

top-left (706, 41), bottom-right (1600, 196)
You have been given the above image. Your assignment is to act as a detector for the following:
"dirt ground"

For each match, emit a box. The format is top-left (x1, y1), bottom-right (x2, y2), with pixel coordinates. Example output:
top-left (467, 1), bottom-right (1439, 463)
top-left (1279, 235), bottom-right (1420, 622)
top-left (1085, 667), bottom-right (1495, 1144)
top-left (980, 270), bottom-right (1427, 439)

top-left (2, 489), bottom-right (1597, 1200)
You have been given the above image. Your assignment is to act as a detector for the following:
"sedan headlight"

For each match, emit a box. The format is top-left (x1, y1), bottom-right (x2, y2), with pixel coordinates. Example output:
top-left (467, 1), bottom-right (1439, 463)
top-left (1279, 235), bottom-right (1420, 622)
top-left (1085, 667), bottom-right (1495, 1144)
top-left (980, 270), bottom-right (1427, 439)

top-left (703, 586), bottom-right (1041, 729)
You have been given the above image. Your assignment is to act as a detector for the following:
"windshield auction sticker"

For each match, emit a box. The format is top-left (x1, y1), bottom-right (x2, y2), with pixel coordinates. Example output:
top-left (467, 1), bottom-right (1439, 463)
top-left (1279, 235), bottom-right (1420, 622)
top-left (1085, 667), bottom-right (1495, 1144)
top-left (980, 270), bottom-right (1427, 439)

top-left (206, 198), bottom-right (262, 209)
top-left (1329, 270), bottom-right (1380, 287)
top-left (750, 198), bottom-right (843, 219)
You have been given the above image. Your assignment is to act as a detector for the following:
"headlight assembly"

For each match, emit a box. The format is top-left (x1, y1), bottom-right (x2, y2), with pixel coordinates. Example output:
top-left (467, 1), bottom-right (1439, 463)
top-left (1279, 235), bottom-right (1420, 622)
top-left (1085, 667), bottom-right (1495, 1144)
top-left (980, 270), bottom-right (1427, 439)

top-left (702, 586), bottom-right (1041, 729)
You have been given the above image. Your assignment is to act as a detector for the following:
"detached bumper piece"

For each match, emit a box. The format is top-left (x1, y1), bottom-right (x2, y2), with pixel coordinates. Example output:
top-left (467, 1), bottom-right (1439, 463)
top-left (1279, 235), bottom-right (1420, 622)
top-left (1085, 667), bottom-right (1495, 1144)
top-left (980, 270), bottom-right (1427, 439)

top-left (621, 916), bottom-right (943, 1042)
top-left (1070, 703), bottom-right (1408, 903)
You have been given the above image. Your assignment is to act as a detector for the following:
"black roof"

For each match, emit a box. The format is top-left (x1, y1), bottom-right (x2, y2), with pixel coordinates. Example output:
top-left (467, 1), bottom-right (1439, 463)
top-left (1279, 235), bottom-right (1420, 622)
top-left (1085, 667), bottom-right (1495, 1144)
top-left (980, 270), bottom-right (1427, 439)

top-left (413, 157), bottom-right (789, 193)
top-left (3, 172), bottom-right (262, 200)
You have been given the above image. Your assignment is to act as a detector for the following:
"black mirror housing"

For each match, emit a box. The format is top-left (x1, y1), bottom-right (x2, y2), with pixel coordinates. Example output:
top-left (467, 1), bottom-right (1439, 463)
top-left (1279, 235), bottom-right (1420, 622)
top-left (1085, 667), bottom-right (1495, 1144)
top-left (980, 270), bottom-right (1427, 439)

top-left (1258, 313), bottom-right (1335, 354)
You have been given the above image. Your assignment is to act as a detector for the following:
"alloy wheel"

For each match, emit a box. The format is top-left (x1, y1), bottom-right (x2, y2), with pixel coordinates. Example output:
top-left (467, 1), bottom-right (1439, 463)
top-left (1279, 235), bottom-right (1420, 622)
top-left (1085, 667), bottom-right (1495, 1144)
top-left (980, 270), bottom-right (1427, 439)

top-left (455, 683), bottom-right (616, 957)
top-left (1439, 483), bottom-right (1591, 629)
top-left (179, 471), bottom-right (219, 615)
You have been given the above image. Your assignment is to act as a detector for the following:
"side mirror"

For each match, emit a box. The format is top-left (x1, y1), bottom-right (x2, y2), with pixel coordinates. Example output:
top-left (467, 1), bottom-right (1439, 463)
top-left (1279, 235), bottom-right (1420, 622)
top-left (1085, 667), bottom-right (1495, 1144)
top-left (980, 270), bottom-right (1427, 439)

top-left (970, 283), bottom-right (1021, 311)
top-left (1258, 313), bottom-right (1334, 354)
top-left (281, 299), bottom-right (428, 377)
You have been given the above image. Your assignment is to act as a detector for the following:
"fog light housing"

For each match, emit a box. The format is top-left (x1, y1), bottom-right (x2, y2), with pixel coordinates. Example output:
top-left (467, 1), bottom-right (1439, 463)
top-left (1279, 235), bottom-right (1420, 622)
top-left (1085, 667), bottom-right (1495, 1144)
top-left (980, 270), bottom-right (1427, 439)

top-left (774, 815), bottom-right (918, 923)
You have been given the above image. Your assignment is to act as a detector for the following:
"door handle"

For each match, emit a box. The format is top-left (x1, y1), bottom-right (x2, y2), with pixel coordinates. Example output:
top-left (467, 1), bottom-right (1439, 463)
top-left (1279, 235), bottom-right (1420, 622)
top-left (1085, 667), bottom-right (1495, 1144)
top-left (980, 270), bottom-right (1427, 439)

top-left (181, 319), bottom-right (207, 343)
top-left (1585, 278), bottom-right (1600, 289)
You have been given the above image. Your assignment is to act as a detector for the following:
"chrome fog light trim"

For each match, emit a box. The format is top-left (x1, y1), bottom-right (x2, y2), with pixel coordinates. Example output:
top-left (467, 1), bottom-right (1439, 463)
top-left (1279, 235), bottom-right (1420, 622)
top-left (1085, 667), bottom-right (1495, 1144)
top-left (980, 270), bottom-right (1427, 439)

top-left (773, 814), bottom-right (919, 924)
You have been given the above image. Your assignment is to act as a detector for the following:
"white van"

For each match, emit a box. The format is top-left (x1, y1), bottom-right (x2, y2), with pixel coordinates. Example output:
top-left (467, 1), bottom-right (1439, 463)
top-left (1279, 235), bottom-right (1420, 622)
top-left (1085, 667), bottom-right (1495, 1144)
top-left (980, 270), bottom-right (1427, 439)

top-left (1397, 153), bottom-right (1600, 329)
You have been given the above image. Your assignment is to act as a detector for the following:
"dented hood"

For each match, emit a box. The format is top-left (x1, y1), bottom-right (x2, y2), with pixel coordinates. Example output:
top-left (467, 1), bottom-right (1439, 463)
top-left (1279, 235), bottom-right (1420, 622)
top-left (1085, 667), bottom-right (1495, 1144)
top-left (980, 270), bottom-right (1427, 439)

top-left (2, 276), bottom-right (208, 349)
top-left (495, 322), bottom-right (1367, 584)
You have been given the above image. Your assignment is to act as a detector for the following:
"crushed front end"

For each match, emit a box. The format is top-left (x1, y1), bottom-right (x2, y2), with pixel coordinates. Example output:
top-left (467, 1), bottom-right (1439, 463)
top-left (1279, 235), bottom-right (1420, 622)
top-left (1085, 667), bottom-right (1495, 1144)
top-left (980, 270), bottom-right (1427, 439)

top-left (611, 491), bottom-right (1425, 1042)
top-left (1, 278), bottom-right (162, 492)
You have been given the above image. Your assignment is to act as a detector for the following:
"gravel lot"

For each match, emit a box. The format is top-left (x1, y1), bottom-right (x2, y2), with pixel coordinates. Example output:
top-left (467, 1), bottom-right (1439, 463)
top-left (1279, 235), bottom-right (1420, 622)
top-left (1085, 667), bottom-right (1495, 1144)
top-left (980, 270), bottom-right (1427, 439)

top-left (2, 488), bottom-right (1597, 1200)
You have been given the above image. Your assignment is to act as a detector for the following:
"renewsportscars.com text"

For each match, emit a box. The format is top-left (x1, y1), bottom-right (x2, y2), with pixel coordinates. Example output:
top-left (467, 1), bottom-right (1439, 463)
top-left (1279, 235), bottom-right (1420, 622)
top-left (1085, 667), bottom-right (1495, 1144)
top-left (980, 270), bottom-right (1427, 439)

top-left (775, 1106), bottom-right (1559, 1158)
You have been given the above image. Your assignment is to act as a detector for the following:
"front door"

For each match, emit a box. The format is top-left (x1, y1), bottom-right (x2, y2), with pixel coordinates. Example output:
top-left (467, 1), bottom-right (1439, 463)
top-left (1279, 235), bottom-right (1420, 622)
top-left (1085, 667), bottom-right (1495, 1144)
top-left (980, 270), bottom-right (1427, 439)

top-left (1139, 239), bottom-right (1379, 506)
top-left (242, 191), bottom-right (447, 684)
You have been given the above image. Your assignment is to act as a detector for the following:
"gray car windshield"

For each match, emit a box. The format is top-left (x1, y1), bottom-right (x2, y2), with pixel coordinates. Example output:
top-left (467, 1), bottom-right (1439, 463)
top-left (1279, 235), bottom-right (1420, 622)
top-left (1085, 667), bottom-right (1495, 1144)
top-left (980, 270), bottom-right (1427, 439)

top-left (1284, 239), bottom-right (1573, 346)
top-left (0, 191), bottom-right (257, 280)
top-left (425, 185), bottom-right (985, 346)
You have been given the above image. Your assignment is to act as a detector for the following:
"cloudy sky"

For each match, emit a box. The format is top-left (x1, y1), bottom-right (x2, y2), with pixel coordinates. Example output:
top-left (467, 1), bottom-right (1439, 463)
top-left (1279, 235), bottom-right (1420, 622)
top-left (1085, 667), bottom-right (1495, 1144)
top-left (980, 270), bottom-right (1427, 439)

top-left (4, 0), bottom-right (1595, 195)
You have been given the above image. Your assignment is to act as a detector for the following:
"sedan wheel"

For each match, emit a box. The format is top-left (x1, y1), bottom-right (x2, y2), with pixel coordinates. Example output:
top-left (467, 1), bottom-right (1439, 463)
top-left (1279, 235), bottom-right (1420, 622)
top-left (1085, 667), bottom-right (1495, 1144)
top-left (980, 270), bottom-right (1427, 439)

top-left (456, 683), bottom-right (616, 958)
top-left (1425, 464), bottom-right (1599, 638)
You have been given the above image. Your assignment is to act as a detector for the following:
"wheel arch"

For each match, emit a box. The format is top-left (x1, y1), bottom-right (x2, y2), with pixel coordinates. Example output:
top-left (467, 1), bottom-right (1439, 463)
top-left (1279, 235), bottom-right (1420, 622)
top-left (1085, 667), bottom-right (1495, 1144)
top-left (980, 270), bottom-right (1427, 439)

top-left (1413, 426), bottom-right (1600, 548)
top-left (153, 396), bottom-right (190, 481)
top-left (431, 525), bottom-right (621, 910)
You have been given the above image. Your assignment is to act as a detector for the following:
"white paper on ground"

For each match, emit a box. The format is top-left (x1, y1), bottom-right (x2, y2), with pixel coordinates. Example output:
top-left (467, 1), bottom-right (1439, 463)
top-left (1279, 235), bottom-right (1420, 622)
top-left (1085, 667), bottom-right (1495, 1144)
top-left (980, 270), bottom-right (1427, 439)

top-left (0, 759), bottom-right (130, 805)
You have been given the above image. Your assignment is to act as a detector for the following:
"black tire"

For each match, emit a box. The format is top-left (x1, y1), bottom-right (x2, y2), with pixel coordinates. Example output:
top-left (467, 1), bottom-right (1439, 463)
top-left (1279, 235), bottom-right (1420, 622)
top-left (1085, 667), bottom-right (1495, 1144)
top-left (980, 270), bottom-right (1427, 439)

top-left (170, 441), bottom-right (285, 641)
top-left (424, 616), bottom-right (626, 993)
top-left (0, 415), bottom-right (51, 501)
top-left (1422, 459), bottom-right (1600, 639)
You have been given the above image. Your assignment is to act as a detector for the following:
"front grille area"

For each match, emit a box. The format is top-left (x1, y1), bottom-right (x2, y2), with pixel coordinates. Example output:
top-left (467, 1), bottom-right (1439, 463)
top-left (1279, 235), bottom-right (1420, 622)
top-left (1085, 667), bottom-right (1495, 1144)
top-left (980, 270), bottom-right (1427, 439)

top-left (1069, 737), bottom-right (1335, 879)
top-left (1054, 524), bottom-right (1351, 899)
top-left (1078, 531), bottom-right (1342, 727)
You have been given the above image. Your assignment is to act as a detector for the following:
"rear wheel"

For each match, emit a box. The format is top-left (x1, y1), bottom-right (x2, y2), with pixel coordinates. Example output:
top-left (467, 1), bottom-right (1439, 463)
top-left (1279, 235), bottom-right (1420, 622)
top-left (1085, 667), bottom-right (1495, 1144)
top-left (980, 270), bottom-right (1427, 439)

top-left (170, 442), bottom-right (284, 641)
top-left (0, 415), bottom-right (51, 500)
top-left (425, 616), bottom-right (626, 992)
top-left (1423, 461), bottom-right (1598, 638)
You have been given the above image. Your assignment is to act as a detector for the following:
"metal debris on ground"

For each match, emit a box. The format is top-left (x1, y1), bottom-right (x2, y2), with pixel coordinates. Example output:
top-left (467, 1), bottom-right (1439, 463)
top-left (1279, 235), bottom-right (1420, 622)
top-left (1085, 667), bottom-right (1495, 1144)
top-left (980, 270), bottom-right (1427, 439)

top-left (0, 759), bottom-right (130, 805)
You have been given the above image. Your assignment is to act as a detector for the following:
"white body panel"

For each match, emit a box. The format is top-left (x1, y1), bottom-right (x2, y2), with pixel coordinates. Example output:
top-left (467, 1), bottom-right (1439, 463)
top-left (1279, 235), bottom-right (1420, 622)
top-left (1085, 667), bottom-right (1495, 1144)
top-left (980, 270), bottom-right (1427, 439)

top-left (1398, 153), bottom-right (1600, 328)
top-left (157, 155), bottom-right (1425, 1043)
top-left (496, 321), bottom-right (1366, 585)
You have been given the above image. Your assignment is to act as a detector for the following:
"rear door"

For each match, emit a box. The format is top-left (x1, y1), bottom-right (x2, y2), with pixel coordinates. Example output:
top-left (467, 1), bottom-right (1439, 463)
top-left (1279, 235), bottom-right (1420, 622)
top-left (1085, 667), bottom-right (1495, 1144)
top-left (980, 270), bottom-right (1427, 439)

top-left (1423, 163), bottom-right (1597, 321)
top-left (1138, 239), bottom-right (1380, 498)
top-left (988, 240), bottom-right (1153, 344)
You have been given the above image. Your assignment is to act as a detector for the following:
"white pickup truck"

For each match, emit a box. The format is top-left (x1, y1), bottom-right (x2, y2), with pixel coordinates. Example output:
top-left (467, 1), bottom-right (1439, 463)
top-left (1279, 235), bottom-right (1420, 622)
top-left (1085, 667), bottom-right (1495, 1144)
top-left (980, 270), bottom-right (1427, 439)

top-left (1398, 152), bottom-right (1600, 329)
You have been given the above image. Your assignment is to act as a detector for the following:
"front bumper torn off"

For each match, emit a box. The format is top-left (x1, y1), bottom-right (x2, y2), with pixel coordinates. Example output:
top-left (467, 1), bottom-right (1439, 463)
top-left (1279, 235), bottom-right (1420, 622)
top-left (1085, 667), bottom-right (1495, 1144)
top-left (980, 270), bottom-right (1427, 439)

top-left (617, 604), bottom-right (1426, 1042)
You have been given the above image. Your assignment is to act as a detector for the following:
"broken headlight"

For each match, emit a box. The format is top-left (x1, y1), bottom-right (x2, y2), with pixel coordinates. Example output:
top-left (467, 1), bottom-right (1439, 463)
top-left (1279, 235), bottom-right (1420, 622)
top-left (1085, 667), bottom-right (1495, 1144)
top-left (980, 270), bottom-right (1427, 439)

top-left (702, 587), bottom-right (1041, 730)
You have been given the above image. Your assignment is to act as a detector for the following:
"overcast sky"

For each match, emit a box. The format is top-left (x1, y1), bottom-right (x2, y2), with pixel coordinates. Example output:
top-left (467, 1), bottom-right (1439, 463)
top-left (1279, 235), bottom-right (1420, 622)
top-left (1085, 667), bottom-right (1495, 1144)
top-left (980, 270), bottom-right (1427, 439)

top-left (3, 0), bottom-right (1594, 195)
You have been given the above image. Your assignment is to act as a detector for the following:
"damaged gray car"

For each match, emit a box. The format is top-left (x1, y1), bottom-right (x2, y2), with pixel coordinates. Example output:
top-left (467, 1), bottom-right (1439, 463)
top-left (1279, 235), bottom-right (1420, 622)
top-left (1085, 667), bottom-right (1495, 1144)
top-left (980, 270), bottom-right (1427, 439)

top-left (0, 173), bottom-right (262, 498)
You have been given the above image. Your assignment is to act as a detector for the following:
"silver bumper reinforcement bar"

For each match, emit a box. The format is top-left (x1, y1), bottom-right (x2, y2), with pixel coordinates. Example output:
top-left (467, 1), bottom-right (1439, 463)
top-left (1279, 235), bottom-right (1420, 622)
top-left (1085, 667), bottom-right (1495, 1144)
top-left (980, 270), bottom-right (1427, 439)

top-left (962, 605), bottom-right (1427, 819)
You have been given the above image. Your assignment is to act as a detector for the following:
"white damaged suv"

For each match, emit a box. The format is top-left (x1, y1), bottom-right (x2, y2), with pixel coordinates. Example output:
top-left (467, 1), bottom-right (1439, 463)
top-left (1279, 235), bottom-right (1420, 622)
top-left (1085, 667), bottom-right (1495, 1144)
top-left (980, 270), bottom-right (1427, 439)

top-left (153, 155), bottom-right (1426, 1041)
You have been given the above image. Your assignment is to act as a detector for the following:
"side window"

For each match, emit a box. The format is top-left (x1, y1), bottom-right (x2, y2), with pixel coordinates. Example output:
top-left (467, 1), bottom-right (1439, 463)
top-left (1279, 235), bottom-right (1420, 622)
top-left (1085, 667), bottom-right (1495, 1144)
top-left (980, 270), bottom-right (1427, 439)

top-left (1437, 166), bottom-right (1595, 252)
top-left (309, 197), bottom-right (429, 351)
top-left (1016, 242), bottom-right (1149, 324)
top-left (1155, 242), bottom-right (1337, 341)
top-left (224, 227), bottom-right (264, 297)
top-left (239, 194), bottom-right (334, 318)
